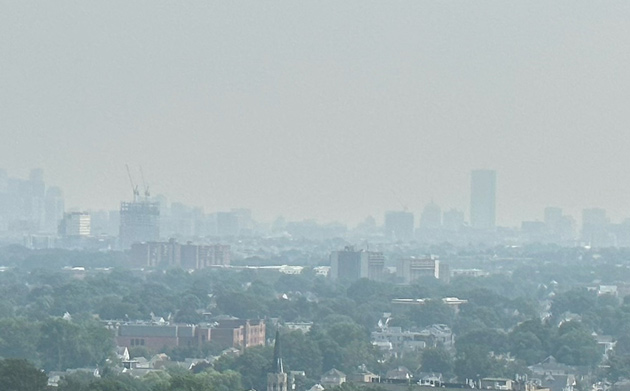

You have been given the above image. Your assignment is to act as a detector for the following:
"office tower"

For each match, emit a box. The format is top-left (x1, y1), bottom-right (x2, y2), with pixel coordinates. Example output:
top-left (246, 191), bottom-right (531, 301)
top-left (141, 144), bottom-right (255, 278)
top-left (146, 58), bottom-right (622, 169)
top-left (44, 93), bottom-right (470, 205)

top-left (419, 202), bottom-right (442, 229)
top-left (582, 208), bottom-right (609, 247)
top-left (216, 211), bottom-right (240, 237)
top-left (470, 170), bottom-right (496, 229)
top-left (384, 211), bottom-right (414, 241)
top-left (28, 168), bottom-right (46, 231)
top-left (330, 246), bottom-right (368, 281)
top-left (119, 200), bottom-right (160, 249)
top-left (544, 207), bottom-right (563, 231)
top-left (232, 208), bottom-right (253, 234)
top-left (443, 209), bottom-right (464, 232)
top-left (543, 207), bottom-right (576, 243)
top-left (267, 330), bottom-right (287, 391)
top-left (59, 212), bottom-right (91, 237)
top-left (44, 187), bottom-right (64, 234)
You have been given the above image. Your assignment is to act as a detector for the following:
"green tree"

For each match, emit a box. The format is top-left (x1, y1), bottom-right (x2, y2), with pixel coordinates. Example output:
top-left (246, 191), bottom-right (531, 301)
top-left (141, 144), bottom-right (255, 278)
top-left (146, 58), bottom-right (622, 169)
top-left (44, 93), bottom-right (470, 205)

top-left (509, 331), bottom-right (546, 365)
top-left (454, 345), bottom-right (494, 381)
top-left (214, 345), bottom-right (272, 391)
top-left (553, 326), bottom-right (601, 367)
top-left (38, 317), bottom-right (82, 371)
top-left (0, 358), bottom-right (47, 391)
top-left (456, 329), bottom-right (509, 355)
top-left (0, 317), bottom-right (39, 362)
top-left (283, 330), bottom-right (323, 378)
top-left (421, 347), bottom-right (453, 374)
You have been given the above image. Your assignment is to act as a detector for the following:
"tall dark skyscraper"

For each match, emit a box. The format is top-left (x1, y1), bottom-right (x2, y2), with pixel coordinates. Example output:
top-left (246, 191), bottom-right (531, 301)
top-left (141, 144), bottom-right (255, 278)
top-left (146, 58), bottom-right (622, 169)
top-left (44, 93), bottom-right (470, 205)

top-left (470, 169), bottom-right (496, 229)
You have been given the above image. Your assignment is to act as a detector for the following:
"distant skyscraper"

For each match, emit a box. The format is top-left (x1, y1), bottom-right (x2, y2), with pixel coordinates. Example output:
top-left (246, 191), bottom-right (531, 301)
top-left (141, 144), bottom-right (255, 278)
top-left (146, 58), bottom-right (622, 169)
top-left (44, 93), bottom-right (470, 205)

top-left (419, 202), bottom-right (442, 229)
top-left (59, 212), bottom-right (91, 237)
top-left (44, 187), bottom-right (64, 234)
top-left (29, 168), bottom-right (46, 231)
top-left (470, 170), bottom-right (496, 229)
top-left (119, 200), bottom-right (160, 249)
top-left (543, 207), bottom-right (576, 243)
top-left (384, 211), bottom-right (414, 241)
top-left (582, 208), bottom-right (609, 247)
top-left (443, 209), bottom-right (464, 232)
top-left (544, 207), bottom-right (563, 231)
top-left (216, 211), bottom-right (240, 237)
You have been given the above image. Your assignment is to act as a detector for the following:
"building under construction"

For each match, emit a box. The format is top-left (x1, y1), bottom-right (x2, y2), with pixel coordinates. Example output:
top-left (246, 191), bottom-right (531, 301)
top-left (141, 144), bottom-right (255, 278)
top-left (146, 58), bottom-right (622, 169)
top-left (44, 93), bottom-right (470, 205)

top-left (119, 201), bottom-right (160, 250)
top-left (119, 165), bottom-right (160, 250)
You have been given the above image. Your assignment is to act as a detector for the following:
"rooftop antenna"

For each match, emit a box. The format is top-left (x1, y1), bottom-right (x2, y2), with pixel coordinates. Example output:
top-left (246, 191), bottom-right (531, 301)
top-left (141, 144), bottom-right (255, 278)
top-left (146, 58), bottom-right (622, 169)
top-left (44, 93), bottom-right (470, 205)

top-left (125, 164), bottom-right (140, 202)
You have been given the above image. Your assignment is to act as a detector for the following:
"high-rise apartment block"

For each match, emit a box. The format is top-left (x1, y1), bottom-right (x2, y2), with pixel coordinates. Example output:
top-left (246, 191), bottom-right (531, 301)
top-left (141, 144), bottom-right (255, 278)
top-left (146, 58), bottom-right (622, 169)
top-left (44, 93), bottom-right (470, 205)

top-left (470, 169), bottom-right (496, 229)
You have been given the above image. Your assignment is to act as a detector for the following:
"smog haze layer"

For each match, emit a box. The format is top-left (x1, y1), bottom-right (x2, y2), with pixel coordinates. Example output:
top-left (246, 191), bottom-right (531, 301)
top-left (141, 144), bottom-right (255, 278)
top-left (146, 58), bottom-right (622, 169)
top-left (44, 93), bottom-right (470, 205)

top-left (2, 1), bottom-right (629, 226)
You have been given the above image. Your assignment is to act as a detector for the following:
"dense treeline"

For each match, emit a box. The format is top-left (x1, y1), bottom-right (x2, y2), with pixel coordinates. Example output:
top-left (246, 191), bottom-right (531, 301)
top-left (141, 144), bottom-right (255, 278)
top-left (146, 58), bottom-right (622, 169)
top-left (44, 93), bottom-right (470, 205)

top-left (2, 245), bottom-right (630, 389)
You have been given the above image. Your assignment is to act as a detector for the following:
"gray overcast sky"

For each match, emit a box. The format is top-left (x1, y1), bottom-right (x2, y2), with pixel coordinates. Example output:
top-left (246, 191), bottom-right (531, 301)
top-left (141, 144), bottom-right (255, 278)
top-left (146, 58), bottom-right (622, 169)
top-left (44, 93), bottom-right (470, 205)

top-left (1, 1), bottom-right (630, 226)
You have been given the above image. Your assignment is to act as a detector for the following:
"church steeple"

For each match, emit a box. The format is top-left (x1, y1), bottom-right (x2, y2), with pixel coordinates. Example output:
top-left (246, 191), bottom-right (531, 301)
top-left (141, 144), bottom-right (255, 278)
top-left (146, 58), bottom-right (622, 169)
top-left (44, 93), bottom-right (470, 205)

top-left (268, 330), bottom-right (287, 391)
top-left (272, 330), bottom-right (284, 373)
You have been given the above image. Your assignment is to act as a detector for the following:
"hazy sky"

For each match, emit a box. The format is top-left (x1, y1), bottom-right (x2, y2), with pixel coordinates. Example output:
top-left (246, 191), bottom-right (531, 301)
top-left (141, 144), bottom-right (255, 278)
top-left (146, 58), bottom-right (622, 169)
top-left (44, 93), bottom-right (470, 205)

top-left (2, 1), bottom-right (630, 226)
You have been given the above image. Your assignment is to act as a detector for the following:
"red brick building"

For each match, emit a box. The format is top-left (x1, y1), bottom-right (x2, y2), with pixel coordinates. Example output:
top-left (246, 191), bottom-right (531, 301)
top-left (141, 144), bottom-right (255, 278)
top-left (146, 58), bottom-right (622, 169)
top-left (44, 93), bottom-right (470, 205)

top-left (115, 324), bottom-right (210, 351)
top-left (211, 319), bottom-right (266, 350)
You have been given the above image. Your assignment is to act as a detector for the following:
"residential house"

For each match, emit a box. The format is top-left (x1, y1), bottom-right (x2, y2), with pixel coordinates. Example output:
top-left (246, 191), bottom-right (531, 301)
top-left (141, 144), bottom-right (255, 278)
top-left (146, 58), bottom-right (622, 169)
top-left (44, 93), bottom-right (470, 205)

top-left (385, 366), bottom-right (413, 383)
top-left (348, 370), bottom-right (380, 384)
top-left (480, 378), bottom-right (514, 390)
top-left (416, 372), bottom-right (443, 387)
top-left (320, 369), bottom-right (346, 388)
top-left (115, 346), bottom-right (130, 361)
top-left (528, 357), bottom-right (577, 391)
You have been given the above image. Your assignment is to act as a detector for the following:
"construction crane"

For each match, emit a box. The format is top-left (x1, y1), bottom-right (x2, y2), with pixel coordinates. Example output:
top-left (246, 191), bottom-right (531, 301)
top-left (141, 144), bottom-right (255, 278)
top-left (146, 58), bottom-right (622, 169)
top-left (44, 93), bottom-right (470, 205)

top-left (139, 165), bottom-right (150, 200)
top-left (390, 189), bottom-right (408, 212)
top-left (125, 164), bottom-right (140, 201)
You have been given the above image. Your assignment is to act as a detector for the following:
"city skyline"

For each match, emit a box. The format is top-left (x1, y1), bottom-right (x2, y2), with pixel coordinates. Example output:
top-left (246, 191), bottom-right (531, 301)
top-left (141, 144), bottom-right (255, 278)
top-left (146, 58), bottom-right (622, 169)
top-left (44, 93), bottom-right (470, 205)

top-left (1, 166), bottom-right (627, 230)
top-left (3, 3), bottom-right (630, 227)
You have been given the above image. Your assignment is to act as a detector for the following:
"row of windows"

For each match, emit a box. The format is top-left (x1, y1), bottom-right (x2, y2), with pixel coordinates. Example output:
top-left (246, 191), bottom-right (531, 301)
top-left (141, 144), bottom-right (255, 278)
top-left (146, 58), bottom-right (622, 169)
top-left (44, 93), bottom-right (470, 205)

top-left (130, 338), bottom-right (145, 346)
